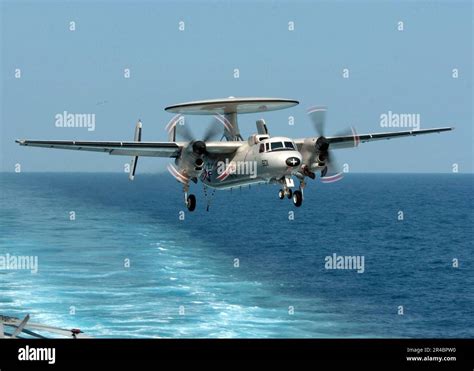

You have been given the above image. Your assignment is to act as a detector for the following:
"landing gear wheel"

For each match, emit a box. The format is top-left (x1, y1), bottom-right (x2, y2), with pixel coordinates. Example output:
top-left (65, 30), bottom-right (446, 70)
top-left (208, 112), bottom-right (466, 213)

top-left (292, 190), bottom-right (303, 207)
top-left (286, 189), bottom-right (293, 199)
top-left (278, 189), bottom-right (285, 200)
top-left (186, 194), bottom-right (196, 212)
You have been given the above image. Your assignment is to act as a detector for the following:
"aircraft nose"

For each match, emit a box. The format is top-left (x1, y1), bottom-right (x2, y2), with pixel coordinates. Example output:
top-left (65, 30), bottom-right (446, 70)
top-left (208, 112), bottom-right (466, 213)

top-left (285, 156), bottom-right (301, 167)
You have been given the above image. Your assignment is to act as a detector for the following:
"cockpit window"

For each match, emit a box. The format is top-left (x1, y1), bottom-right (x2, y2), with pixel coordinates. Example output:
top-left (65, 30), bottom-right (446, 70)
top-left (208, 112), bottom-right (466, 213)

top-left (271, 142), bottom-right (284, 150)
top-left (284, 141), bottom-right (295, 150)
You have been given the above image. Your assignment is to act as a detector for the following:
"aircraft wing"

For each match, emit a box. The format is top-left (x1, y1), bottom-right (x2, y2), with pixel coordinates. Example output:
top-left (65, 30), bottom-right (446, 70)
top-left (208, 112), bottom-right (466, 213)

top-left (15, 139), bottom-right (181, 157)
top-left (296, 127), bottom-right (453, 150)
top-left (204, 141), bottom-right (243, 154)
top-left (15, 139), bottom-right (243, 156)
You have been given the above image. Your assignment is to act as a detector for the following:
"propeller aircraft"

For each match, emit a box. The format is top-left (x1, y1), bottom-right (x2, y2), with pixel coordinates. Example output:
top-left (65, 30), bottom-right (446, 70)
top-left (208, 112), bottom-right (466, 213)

top-left (16, 97), bottom-right (453, 211)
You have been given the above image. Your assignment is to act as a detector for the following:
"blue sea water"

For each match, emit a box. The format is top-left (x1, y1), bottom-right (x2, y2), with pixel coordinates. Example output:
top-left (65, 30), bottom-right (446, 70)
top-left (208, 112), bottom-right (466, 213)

top-left (0, 173), bottom-right (472, 338)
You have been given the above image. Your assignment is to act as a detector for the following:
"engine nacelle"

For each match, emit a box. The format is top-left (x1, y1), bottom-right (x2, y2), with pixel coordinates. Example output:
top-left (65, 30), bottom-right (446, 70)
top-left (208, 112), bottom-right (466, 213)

top-left (194, 158), bottom-right (204, 170)
top-left (176, 141), bottom-right (206, 177)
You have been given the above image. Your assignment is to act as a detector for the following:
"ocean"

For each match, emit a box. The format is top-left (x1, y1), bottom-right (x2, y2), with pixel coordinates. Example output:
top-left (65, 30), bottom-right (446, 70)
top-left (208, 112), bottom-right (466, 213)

top-left (0, 173), bottom-right (472, 338)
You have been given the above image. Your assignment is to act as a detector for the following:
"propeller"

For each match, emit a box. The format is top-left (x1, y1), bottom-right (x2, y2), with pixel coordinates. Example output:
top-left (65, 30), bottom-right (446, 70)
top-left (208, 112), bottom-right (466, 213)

top-left (307, 106), bottom-right (358, 183)
top-left (165, 114), bottom-right (231, 183)
top-left (169, 115), bottom-right (229, 156)
top-left (176, 118), bottom-right (223, 143)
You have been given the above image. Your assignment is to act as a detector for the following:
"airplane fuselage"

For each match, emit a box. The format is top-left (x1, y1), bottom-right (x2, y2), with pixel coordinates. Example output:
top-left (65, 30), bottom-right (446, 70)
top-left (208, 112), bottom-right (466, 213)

top-left (195, 136), bottom-right (303, 189)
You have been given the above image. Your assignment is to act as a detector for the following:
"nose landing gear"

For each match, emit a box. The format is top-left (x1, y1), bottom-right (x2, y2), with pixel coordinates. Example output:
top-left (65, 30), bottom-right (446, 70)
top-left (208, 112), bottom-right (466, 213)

top-left (278, 176), bottom-right (294, 200)
top-left (278, 189), bottom-right (285, 199)
top-left (278, 188), bottom-right (293, 200)
top-left (278, 177), bottom-right (302, 206)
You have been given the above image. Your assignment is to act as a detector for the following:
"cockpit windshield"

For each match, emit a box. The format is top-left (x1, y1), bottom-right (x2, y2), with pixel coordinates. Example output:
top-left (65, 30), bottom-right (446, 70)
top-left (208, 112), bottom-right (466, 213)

top-left (271, 142), bottom-right (284, 151)
top-left (267, 140), bottom-right (295, 152)
top-left (284, 141), bottom-right (295, 150)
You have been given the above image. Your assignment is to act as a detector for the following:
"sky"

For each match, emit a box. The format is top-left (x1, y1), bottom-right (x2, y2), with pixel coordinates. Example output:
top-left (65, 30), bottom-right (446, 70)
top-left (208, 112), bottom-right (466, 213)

top-left (1, 0), bottom-right (472, 173)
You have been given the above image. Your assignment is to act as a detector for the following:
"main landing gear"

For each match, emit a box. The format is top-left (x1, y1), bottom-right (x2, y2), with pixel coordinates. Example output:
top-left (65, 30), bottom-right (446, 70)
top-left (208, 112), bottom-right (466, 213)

top-left (186, 194), bottom-right (196, 212)
top-left (292, 180), bottom-right (305, 207)
top-left (292, 189), bottom-right (303, 207)
top-left (183, 182), bottom-right (215, 212)
top-left (183, 184), bottom-right (196, 212)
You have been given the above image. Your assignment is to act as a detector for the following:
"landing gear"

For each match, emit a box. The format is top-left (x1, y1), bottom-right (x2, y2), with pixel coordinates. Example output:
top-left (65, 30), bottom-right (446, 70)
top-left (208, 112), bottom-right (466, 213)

top-left (290, 179), bottom-right (305, 208)
top-left (183, 183), bottom-right (196, 212)
top-left (292, 190), bottom-right (303, 207)
top-left (278, 188), bottom-right (293, 200)
top-left (278, 176), bottom-right (297, 203)
top-left (186, 194), bottom-right (196, 212)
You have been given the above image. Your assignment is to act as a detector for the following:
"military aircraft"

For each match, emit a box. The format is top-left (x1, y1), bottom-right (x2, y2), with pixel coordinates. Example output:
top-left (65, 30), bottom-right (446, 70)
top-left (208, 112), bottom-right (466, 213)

top-left (16, 97), bottom-right (452, 211)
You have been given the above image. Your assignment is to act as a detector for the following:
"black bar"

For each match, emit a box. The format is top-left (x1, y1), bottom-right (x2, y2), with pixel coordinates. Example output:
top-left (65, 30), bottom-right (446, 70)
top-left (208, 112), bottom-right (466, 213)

top-left (0, 339), bottom-right (472, 367)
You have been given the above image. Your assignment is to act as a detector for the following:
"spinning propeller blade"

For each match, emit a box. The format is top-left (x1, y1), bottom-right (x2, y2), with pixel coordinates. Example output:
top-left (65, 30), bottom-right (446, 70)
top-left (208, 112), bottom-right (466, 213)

top-left (175, 119), bottom-right (195, 142)
top-left (307, 106), bottom-right (359, 183)
top-left (307, 105), bottom-right (327, 137)
top-left (175, 116), bottom-right (224, 144)
top-left (168, 115), bottom-right (228, 157)
top-left (164, 114), bottom-right (231, 186)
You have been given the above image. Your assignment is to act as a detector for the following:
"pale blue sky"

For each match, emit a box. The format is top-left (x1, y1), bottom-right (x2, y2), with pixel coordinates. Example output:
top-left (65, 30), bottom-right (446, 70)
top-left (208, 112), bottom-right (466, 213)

top-left (1, 0), bottom-right (472, 173)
